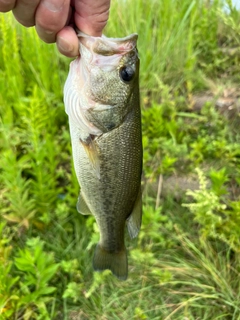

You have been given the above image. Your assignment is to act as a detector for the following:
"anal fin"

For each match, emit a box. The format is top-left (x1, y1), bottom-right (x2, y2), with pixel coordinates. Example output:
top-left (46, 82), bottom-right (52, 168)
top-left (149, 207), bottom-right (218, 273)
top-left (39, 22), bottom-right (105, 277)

top-left (127, 187), bottom-right (142, 239)
top-left (77, 192), bottom-right (92, 215)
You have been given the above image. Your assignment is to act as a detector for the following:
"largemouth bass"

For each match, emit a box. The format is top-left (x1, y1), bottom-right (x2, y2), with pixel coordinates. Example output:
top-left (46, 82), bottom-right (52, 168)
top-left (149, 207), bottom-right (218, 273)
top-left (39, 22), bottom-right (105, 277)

top-left (64, 32), bottom-right (142, 280)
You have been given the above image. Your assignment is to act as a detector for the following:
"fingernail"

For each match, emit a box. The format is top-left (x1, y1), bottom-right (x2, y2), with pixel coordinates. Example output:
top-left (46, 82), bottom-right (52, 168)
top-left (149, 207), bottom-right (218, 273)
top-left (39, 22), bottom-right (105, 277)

top-left (57, 37), bottom-right (73, 53)
top-left (41, 0), bottom-right (64, 12)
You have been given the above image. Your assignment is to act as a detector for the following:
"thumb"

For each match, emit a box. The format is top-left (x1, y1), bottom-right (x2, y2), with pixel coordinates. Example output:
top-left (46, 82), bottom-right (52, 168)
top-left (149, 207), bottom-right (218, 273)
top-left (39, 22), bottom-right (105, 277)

top-left (74, 0), bottom-right (110, 36)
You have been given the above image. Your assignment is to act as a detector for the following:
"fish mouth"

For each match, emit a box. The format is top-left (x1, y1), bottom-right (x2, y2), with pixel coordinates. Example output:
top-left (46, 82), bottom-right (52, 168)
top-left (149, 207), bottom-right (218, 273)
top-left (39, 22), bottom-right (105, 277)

top-left (76, 30), bottom-right (138, 56)
top-left (77, 31), bottom-right (139, 73)
top-left (76, 29), bottom-right (138, 41)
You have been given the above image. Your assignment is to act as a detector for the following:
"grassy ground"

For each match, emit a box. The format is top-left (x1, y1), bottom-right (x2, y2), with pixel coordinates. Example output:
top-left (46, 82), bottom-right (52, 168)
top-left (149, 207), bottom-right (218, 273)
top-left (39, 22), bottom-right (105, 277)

top-left (0, 0), bottom-right (240, 319)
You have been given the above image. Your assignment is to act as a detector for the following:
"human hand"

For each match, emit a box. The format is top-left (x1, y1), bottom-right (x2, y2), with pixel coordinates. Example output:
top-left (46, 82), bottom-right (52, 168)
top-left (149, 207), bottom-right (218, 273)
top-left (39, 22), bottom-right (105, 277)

top-left (0, 0), bottom-right (110, 57)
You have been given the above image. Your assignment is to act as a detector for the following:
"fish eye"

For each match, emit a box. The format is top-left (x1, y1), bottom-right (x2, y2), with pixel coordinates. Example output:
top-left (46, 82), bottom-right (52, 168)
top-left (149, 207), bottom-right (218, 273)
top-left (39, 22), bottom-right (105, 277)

top-left (119, 66), bottom-right (135, 83)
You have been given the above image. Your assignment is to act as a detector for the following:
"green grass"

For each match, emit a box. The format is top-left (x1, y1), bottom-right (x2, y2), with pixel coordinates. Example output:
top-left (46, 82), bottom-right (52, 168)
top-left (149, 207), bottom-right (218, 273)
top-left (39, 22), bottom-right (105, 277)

top-left (1, 1), bottom-right (240, 319)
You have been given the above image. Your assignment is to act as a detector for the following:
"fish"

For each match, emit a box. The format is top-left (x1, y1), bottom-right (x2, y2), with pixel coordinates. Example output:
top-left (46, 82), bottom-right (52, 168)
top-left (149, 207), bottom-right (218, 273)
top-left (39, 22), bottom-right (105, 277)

top-left (64, 31), bottom-right (142, 280)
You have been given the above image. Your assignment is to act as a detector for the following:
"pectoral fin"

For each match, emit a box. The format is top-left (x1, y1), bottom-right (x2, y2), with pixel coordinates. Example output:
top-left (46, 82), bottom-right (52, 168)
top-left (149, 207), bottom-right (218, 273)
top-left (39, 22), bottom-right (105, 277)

top-left (127, 187), bottom-right (142, 239)
top-left (80, 136), bottom-right (100, 179)
top-left (77, 192), bottom-right (92, 215)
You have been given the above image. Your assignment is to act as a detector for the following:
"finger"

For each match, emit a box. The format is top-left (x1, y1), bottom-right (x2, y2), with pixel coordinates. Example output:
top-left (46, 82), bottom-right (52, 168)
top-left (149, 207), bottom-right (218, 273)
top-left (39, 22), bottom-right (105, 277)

top-left (0, 0), bottom-right (16, 12)
top-left (35, 0), bottom-right (70, 43)
top-left (12, 0), bottom-right (40, 27)
top-left (74, 0), bottom-right (110, 36)
top-left (56, 26), bottom-right (79, 57)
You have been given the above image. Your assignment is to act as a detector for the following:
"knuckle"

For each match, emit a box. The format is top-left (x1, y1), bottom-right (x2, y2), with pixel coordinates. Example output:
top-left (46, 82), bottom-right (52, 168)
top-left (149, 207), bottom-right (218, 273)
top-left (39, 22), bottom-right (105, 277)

top-left (36, 16), bottom-right (63, 34)
top-left (0, 1), bottom-right (15, 12)
top-left (35, 27), bottom-right (56, 43)
top-left (20, 20), bottom-right (35, 28)
top-left (13, 15), bottom-right (35, 27)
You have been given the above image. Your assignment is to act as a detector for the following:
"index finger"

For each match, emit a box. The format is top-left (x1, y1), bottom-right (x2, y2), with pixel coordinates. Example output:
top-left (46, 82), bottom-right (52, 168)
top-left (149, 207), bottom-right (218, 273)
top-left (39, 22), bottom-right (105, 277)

top-left (35, 0), bottom-right (71, 43)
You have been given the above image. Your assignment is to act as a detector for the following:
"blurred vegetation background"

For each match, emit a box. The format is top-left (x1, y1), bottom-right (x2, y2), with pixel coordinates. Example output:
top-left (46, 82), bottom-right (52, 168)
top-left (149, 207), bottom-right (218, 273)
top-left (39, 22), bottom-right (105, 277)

top-left (1, 0), bottom-right (240, 319)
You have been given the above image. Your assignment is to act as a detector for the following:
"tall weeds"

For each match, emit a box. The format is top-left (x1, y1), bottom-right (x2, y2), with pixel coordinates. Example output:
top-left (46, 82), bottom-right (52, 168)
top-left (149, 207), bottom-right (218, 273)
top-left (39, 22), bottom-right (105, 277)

top-left (107, 0), bottom-right (223, 95)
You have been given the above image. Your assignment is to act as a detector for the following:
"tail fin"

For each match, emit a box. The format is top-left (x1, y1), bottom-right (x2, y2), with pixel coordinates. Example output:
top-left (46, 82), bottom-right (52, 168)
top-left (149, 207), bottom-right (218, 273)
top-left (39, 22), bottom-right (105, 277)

top-left (93, 243), bottom-right (128, 281)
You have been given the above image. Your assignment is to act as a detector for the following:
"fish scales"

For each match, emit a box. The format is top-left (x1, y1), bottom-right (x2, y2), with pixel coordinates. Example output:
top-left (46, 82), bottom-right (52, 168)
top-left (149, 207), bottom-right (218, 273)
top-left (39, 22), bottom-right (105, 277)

top-left (64, 32), bottom-right (142, 280)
